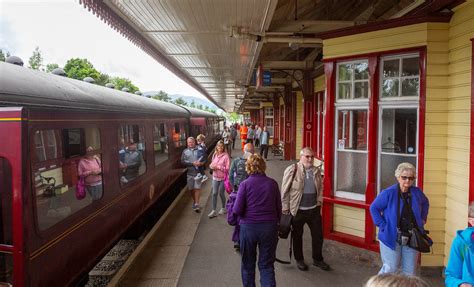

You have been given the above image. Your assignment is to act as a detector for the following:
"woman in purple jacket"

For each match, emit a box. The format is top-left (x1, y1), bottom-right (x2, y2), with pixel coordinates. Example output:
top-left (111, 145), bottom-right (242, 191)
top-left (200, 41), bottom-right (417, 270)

top-left (233, 154), bottom-right (282, 287)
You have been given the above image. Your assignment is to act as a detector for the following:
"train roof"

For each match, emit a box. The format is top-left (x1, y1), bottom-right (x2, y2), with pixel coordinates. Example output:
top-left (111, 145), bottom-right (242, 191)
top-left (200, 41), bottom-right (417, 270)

top-left (0, 62), bottom-right (197, 118)
top-left (181, 106), bottom-right (219, 118)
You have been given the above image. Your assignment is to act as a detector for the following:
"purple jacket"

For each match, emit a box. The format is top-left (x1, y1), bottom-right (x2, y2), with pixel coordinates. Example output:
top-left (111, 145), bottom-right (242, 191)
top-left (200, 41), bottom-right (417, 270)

top-left (233, 174), bottom-right (282, 224)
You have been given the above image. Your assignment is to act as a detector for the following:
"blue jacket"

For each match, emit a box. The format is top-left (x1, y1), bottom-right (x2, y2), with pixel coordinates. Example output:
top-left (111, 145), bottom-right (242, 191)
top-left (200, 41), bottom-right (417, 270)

top-left (370, 184), bottom-right (429, 250)
top-left (445, 227), bottom-right (474, 287)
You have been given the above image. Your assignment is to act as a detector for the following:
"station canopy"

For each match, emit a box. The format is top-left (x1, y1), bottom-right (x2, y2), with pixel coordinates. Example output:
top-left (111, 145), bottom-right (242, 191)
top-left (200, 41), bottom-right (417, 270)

top-left (81, 0), bottom-right (443, 112)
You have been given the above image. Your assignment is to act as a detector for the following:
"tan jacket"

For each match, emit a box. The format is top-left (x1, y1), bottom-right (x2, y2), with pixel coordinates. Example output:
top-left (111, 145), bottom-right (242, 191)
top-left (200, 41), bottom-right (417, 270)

top-left (281, 162), bottom-right (323, 216)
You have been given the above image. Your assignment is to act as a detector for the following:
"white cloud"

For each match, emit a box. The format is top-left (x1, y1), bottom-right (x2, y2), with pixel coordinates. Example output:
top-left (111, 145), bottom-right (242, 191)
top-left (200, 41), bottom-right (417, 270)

top-left (0, 0), bottom-right (209, 100)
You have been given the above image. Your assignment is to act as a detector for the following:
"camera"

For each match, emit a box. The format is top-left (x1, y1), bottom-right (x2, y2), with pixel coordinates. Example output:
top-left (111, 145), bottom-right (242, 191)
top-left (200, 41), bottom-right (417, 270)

top-left (397, 229), bottom-right (411, 246)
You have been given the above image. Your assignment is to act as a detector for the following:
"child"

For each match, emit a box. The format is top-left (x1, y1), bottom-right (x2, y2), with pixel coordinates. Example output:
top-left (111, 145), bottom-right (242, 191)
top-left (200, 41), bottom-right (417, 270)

top-left (194, 134), bottom-right (208, 182)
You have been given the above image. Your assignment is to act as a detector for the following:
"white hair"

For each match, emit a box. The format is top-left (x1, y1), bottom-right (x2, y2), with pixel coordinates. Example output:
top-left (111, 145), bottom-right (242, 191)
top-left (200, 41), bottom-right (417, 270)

top-left (300, 147), bottom-right (314, 156)
top-left (394, 162), bottom-right (416, 178)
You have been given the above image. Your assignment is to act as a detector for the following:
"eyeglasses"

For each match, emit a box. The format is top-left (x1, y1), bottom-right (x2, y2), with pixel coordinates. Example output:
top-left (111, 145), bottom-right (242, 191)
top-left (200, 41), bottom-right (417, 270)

top-left (400, 176), bottom-right (415, 181)
top-left (303, 155), bottom-right (314, 159)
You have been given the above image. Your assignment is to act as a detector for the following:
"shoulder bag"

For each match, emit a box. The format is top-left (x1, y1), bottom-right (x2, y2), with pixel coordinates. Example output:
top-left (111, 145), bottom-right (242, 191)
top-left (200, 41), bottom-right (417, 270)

top-left (400, 192), bottom-right (433, 253)
top-left (278, 163), bottom-right (298, 239)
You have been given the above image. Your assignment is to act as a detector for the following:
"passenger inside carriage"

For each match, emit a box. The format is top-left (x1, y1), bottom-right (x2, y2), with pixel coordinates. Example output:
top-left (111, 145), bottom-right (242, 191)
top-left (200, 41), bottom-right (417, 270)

top-left (77, 146), bottom-right (103, 201)
top-left (123, 142), bottom-right (143, 181)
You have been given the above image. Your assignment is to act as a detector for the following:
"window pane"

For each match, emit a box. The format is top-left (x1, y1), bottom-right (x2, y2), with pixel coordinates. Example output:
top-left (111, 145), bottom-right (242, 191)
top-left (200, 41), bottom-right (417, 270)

top-left (336, 151), bottom-right (367, 195)
top-left (0, 253), bottom-right (12, 284)
top-left (382, 79), bottom-right (399, 97)
top-left (401, 78), bottom-right (419, 97)
top-left (337, 110), bottom-right (368, 151)
top-left (354, 82), bottom-right (369, 99)
top-left (118, 125), bottom-right (146, 185)
top-left (338, 64), bottom-right (352, 81)
top-left (338, 83), bottom-right (351, 99)
top-left (381, 109), bottom-right (417, 154)
top-left (383, 59), bottom-right (399, 77)
top-left (153, 123), bottom-right (169, 166)
top-left (380, 154), bottom-right (416, 192)
top-left (354, 62), bottom-right (369, 80)
top-left (402, 57), bottom-right (419, 77)
top-left (0, 158), bottom-right (12, 245)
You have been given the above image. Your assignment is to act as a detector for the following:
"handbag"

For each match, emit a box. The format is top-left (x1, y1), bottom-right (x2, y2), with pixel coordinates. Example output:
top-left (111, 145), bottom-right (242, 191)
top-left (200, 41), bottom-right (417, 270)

top-left (224, 172), bottom-right (232, 194)
top-left (398, 191), bottom-right (433, 253)
top-left (278, 163), bottom-right (298, 239)
top-left (75, 176), bottom-right (86, 200)
top-left (278, 214), bottom-right (292, 239)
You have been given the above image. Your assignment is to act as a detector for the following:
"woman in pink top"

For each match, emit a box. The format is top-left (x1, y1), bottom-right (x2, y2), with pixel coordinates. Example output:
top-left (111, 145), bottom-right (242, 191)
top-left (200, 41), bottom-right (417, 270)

top-left (208, 140), bottom-right (230, 218)
top-left (78, 146), bottom-right (103, 200)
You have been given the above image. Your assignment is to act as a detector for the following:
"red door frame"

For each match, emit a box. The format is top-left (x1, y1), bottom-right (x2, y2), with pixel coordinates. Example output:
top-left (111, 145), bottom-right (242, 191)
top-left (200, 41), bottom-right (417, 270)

top-left (272, 96), bottom-right (280, 144)
top-left (284, 91), bottom-right (297, 160)
top-left (322, 46), bottom-right (427, 251)
top-left (470, 38), bottom-right (474, 224)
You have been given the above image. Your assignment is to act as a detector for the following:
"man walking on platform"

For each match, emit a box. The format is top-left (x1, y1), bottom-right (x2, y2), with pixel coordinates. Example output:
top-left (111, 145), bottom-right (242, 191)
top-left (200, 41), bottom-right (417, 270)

top-left (181, 137), bottom-right (204, 212)
top-left (230, 124), bottom-right (238, 150)
top-left (281, 147), bottom-right (330, 271)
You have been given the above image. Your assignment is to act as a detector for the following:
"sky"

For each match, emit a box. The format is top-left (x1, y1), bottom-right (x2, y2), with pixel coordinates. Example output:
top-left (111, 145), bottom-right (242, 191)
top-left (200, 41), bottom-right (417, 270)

top-left (0, 0), bottom-right (209, 101)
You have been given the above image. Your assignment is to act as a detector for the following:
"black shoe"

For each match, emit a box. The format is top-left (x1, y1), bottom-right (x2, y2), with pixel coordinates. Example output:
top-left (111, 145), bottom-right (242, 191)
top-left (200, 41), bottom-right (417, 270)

top-left (296, 260), bottom-right (308, 271)
top-left (313, 260), bottom-right (330, 271)
top-left (234, 243), bottom-right (240, 252)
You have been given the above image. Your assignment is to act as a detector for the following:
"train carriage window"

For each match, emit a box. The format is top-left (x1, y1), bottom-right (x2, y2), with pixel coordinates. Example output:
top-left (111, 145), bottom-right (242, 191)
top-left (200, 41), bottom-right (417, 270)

top-left (153, 123), bottom-right (169, 166)
top-left (0, 159), bottom-right (12, 287)
top-left (34, 130), bottom-right (61, 162)
top-left (118, 125), bottom-right (146, 186)
top-left (32, 128), bottom-right (103, 231)
top-left (172, 122), bottom-right (187, 148)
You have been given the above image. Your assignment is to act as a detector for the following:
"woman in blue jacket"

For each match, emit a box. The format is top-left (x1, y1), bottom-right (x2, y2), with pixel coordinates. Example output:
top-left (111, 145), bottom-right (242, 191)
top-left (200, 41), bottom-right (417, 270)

top-left (370, 162), bottom-right (429, 275)
top-left (445, 202), bottom-right (474, 287)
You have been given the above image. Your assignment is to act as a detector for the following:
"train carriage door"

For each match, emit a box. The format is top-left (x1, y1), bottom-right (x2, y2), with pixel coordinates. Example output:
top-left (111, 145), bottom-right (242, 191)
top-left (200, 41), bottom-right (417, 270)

top-left (0, 157), bottom-right (14, 285)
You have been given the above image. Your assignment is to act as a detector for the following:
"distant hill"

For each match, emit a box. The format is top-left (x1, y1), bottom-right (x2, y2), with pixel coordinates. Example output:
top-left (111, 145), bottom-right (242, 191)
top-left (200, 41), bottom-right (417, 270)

top-left (142, 91), bottom-right (218, 111)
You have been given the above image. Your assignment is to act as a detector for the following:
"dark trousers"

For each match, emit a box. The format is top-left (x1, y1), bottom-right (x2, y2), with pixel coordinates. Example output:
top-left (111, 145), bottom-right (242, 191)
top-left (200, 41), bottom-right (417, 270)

top-left (240, 223), bottom-right (278, 287)
top-left (232, 137), bottom-right (236, 149)
top-left (292, 206), bottom-right (324, 262)
top-left (260, 144), bottom-right (269, 159)
top-left (255, 138), bottom-right (260, 147)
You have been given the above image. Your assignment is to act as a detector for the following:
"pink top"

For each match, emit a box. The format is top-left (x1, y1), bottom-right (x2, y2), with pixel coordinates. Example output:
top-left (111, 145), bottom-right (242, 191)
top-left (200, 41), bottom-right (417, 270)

top-left (210, 152), bottom-right (230, 181)
top-left (78, 157), bottom-right (102, 185)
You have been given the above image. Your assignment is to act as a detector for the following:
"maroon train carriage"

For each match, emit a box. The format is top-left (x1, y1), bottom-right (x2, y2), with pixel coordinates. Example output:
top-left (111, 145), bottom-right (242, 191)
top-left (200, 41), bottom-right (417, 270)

top-left (0, 61), bottom-right (221, 286)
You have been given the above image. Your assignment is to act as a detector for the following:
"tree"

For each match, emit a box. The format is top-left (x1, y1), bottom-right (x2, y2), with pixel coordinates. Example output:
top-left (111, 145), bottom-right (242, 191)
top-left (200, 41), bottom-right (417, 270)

top-left (174, 97), bottom-right (187, 106)
top-left (64, 58), bottom-right (100, 81)
top-left (110, 76), bottom-right (139, 93)
top-left (28, 46), bottom-right (43, 70)
top-left (190, 100), bottom-right (196, 108)
top-left (46, 63), bottom-right (59, 73)
top-left (203, 106), bottom-right (210, 111)
top-left (152, 90), bottom-right (172, 102)
top-left (228, 112), bottom-right (240, 123)
top-left (0, 49), bottom-right (10, 62)
top-left (96, 73), bottom-right (110, 86)
top-left (197, 104), bottom-right (203, 110)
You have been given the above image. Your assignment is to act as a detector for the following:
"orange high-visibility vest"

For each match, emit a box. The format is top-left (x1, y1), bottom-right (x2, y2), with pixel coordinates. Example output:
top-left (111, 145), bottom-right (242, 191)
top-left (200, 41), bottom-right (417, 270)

top-left (240, 125), bottom-right (248, 140)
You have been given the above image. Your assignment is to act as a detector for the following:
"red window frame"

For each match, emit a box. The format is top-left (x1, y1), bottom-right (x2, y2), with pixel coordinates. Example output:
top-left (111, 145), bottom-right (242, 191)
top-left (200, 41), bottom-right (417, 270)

top-left (322, 46), bottom-right (427, 250)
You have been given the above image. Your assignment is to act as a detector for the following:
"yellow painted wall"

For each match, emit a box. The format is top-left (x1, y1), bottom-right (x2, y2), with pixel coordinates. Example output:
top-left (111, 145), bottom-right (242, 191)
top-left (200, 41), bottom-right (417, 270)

top-left (322, 3), bottom-right (474, 265)
top-left (314, 75), bottom-right (326, 92)
top-left (296, 91), bottom-right (303, 159)
top-left (443, 0), bottom-right (474, 266)
top-left (333, 204), bottom-right (365, 237)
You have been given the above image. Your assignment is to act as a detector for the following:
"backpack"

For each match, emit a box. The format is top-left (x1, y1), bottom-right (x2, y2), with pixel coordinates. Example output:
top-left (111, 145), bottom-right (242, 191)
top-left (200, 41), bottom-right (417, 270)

top-left (233, 157), bottom-right (248, 187)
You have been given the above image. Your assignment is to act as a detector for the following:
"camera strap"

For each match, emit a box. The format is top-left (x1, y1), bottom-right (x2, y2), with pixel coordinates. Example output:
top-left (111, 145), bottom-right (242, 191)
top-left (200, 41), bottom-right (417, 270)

top-left (396, 185), bottom-right (412, 230)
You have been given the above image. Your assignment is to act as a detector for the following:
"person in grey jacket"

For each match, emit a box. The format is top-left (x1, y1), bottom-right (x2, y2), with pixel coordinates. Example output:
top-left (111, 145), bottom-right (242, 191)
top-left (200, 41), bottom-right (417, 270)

top-left (181, 137), bottom-right (204, 212)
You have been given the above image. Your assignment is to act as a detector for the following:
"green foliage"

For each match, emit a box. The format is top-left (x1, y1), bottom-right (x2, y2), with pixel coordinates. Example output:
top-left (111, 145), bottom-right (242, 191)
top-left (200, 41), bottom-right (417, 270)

top-left (228, 112), bottom-right (240, 123)
top-left (0, 49), bottom-right (10, 62)
top-left (197, 104), bottom-right (203, 110)
top-left (64, 58), bottom-right (100, 81)
top-left (45, 63), bottom-right (59, 73)
top-left (151, 90), bottom-right (172, 102)
top-left (174, 97), bottom-right (187, 106)
top-left (96, 73), bottom-right (110, 86)
top-left (110, 76), bottom-right (139, 93)
top-left (28, 46), bottom-right (43, 70)
top-left (190, 100), bottom-right (196, 108)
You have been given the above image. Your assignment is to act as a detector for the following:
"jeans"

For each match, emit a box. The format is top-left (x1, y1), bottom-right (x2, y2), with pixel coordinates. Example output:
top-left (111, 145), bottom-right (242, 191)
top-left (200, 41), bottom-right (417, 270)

top-left (292, 207), bottom-right (324, 262)
top-left (211, 179), bottom-right (226, 211)
top-left (379, 240), bottom-right (419, 275)
top-left (240, 223), bottom-right (278, 287)
top-left (86, 184), bottom-right (103, 200)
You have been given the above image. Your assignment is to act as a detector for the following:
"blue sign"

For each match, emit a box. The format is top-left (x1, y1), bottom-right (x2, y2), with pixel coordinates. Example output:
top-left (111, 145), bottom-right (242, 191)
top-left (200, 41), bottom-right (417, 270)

top-left (263, 71), bottom-right (271, 86)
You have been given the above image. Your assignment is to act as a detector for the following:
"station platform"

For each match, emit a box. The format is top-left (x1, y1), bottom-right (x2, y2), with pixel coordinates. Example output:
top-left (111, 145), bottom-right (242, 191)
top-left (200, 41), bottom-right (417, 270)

top-left (111, 139), bottom-right (444, 287)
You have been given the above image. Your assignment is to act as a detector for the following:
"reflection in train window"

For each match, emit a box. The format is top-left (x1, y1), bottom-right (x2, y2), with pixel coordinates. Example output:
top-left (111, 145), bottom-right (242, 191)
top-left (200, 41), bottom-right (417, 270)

top-left (172, 122), bottom-right (187, 148)
top-left (32, 128), bottom-right (103, 231)
top-left (118, 125), bottom-right (146, 186)
top-left (153, 123), bottom-right (169, 166)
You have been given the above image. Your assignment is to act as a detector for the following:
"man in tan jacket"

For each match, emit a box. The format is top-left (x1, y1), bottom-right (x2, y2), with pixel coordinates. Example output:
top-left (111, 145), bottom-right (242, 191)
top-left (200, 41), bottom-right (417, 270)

top-left (281, 147), bottom-right (330, 271)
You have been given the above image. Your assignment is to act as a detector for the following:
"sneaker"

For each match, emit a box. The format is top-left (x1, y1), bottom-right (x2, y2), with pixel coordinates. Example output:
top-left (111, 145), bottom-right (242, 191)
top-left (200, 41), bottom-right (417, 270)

top-left (218, 208), bottom-right (227, 215)
top-left (120, 176), bottom-right (128, 184)
top-left (192, 203), bottom-right (201, 213)
top-left (208, 210), bottom-right (218, 218)
top-left (313, 260), bottom-right (330, 271)
top-left (194, 174), bottom-right (203, 181)
top-left (233, 242), bottom-right (240, 252)
top-left (296, 260), bottom-right (308, 271)
top-left (201, 175), bottom-right (208, 183)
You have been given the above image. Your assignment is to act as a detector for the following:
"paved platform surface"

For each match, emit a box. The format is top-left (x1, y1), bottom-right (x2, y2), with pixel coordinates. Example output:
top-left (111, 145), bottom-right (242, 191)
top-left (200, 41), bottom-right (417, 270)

top-left (115, 139), bottom-right (444, 287)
